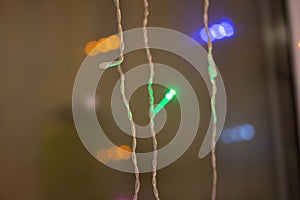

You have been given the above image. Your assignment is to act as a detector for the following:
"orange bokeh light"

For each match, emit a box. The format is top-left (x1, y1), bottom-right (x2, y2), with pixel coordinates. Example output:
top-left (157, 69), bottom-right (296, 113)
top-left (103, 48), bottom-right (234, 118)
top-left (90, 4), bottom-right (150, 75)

top-left (85, 35), bottom-right (120, 55)
top-left (298, 41), bottom-right (300, 49)
top-left (96, 38), bottom-right (110, 53)
top-left (108, 146), bottom-right (120, 161)
top-left (117, 145), bottom-right (132, 160)
top-left (84, 41), bottom-right (98, 56)
top-left (96, 145), bottom-right (131, 164)
top-left (105, 35), bottom-right (121, 50)
top-left (96, 149), bottom-right (110, 163)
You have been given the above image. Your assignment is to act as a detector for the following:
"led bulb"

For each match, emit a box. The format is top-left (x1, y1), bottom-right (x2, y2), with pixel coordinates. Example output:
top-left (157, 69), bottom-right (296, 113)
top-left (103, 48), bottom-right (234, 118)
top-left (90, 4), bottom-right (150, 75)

top-left (152, 89), bottom-right (177, 115)
top-left (165, 89), bottom-right (176, 100)
top-left (219, 21), bottom-right (234, 37)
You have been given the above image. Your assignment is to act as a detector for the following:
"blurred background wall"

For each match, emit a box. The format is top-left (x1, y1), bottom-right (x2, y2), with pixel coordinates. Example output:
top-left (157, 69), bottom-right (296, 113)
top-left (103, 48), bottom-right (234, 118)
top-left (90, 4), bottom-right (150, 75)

top-left (288, 0), bottom-right (300, 146)
top-left (0, 0), bottom-right (299, 199)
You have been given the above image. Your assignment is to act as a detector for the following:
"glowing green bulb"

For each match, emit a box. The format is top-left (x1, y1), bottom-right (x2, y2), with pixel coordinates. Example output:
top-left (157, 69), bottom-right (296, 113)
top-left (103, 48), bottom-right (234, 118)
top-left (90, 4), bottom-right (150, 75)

top-left (165, 89), bottom-right (176, 100)
top-left (152, 89), bottom-right (176, 116)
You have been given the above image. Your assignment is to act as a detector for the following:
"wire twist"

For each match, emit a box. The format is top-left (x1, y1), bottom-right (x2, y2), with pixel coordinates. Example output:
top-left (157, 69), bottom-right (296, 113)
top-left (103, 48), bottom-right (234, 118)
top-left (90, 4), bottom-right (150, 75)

top-left (114, 1), bottom-right (140, 199)
top-left (203, 0), bottom-right (218, 199)
top-left (142, 0), bottom-right (160, 199)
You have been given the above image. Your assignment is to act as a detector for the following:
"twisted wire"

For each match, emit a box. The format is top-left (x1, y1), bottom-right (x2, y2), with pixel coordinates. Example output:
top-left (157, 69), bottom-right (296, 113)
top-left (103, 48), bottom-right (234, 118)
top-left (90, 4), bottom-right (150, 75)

top-left (142, 0), bottom-right (160, 199)
top-left (114, 1), bottom-right (140, 199)
top-left (210, 78), bottom-right (217, 200)
top-left (203, 0), bottom-right (218, 199)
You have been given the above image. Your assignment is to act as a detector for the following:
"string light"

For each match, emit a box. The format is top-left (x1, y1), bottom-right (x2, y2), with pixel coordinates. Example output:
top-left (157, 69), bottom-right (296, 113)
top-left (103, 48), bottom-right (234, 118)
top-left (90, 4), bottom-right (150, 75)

top-left (152, 89), bottom-right (176, 116)
top-left (203, 0), bottom-right (218, 200)
top-left (99, 58), bottom-right (124, 70)
top-left (221, 124), bottom-right (255, 144)
top-left (199, 20), bottom-right (235, 42)
top-left (90, 1), bottom-right (225, 199)
top-left (107, 35), bottom-right (121, 49)
top-left (142, 0), bottom-right (160, 199)
top-left (113, 1), bottom-right (140, 199)
top-left (85, 35), bottom-right (121, 56)
top-left (96, 145), bottom-right (132, 163)
top-left (117, 145), bottom-right (132, 160)
top-left (219, 21), bottom-right (235, 37)
top-left (84, 41), bottom-right (98, 56)
top-left (200, 28), bottom-right (216, 42)
top-left (96, 38), bottom-right (110, 53)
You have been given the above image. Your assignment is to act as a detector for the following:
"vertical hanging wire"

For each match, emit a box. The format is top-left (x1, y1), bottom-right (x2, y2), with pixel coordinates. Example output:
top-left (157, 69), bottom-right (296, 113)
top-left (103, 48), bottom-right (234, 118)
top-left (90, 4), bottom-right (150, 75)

top-left (113, 1), bottom-right (140, 199)
top-left (203, 0), bottom-right (218, 200)
top-left (142, 0), bottom-right (160, 199)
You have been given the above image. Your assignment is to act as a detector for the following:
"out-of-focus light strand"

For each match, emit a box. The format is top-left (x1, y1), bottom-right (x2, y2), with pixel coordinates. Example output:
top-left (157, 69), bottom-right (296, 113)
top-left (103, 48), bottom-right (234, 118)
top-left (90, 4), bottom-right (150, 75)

top-left (96, 145), bottom-right (132, 164)
top-left (84, 35), bottom-right (121, 56)
top-left (221, 124), bottom-right (255, 144)
top-left (199, 20), bottom-right (235, 43)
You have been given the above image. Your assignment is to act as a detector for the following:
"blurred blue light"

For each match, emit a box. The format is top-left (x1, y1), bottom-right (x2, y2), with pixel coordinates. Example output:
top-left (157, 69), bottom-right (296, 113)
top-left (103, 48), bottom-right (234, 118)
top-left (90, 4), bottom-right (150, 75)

top-left (198, 18), bottom-right (235, 43)
top-left (199, 28), bottom-right (216, 42)
top-left (221, 128), bottom-right (234, 144)
top-left (221, 124), bottom-right (255, 144)
top-left (219, 21), bottom-right (235, 37)
top-left (218, 25), bottom-right (227, 37)
top-left (240, 124), bottom-right (255, 141)
top-left (210, 24), bottom-right (225, 40)
top-left (230, 127), bottom-right (243, 142)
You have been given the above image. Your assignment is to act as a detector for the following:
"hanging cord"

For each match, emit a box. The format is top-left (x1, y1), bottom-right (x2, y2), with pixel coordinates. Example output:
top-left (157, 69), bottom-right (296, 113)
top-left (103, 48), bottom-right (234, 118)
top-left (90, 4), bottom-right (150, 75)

top-left (142, 0), bottom-right (160, 199)
top-left (113, 1), bottom-right (140, 199)
top-left (203, 0), bottom-right (218, 200)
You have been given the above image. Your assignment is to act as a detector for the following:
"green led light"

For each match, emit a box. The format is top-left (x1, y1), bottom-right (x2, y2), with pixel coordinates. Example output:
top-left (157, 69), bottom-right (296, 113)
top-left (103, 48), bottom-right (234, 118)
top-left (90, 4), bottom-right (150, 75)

top-left (152, 89), bottom-right (176, 116)
top-left (165, 89), bottom-right (176, 100)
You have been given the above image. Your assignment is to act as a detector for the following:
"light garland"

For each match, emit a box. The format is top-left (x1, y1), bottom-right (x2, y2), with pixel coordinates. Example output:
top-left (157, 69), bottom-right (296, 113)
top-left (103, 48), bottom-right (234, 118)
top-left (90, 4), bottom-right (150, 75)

top-left (142, 0), bottom-right (161, 199)
top-left (93, 1), bottom-right (221, 199)
top-left (203, 0), bottom-right (218, 200)
top-left (113, 1), bottom-right (141, 199)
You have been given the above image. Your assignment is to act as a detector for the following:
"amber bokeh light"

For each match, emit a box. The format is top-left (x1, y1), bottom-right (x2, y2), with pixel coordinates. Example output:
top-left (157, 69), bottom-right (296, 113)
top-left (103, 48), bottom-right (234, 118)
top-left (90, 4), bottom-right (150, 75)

top-left (85, 35), bottom-right (121, 56)
top-left (96, 145), bottom-right (131, 164)
top-left (84, 40), bottom-right (98, 56)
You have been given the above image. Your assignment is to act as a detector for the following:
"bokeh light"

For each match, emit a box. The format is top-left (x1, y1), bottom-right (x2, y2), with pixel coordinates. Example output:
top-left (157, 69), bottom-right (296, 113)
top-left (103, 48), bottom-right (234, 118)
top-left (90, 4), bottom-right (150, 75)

top-left (240, 124), bottom-right (255, 141)
top-left (220, 21), bottom-right (235, 37)
top-left (221, 124), bottom-right (255, 144)
top-left (97, 145), bottom-right (131, 164)
top-left (298, 41), bottom-right (300, 49)
top-left (199, 19), bottom-right (235, 43)
top-left (199, 28), bottom-right (216, 42)
top-left (108, 146), bottom-right (120, 161)
top-left (210, 24), bottom-right (224, 39)
top-left (231, 127), bottom-right (243, 142)
top-left (106, 35), bottom-right (121, 50)
top-left (96, 38), bottom-right (110, 53)
top-left (84, 41), bottom-right (98, 56)
top-left (85, 35), bottom-right (121, 56)
top-left (96, 149), bottom-right (110, 164)
top-left (117, 145), bottom-right (132, 160)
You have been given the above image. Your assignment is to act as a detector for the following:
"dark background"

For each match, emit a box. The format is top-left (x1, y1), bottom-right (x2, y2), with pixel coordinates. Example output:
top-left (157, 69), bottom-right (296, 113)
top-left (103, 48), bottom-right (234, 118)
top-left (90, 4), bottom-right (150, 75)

top-left (0, 0), bottom-right (299, 199)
